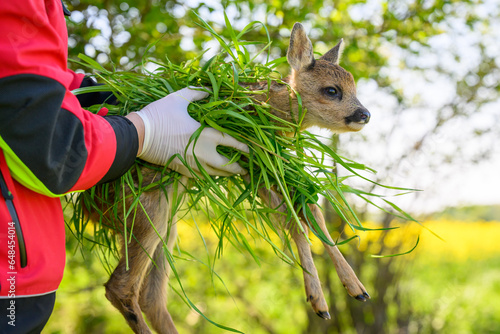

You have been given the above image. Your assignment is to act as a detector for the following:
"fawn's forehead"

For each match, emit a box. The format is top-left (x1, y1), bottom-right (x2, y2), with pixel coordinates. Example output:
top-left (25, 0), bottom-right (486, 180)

top-left (309, 60), bottom-right (355, 90)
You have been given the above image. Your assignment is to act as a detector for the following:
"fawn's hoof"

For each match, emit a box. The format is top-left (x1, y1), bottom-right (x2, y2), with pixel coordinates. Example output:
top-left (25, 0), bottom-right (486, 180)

top-left (316, 310), bottom-right (331, 320)
top-left (354, 291), bottom-right (371, 302)
top-left (306, 293), bottom-right (329, 320)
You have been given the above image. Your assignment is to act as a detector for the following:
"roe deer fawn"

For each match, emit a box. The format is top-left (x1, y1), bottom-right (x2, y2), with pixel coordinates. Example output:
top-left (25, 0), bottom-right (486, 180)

top-left (87, 22), bottom-right (371, 334)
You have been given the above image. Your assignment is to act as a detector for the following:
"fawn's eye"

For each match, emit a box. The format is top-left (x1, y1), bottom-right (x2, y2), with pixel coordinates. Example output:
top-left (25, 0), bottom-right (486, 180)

top-left (324, 86), bottom-right (342, 99)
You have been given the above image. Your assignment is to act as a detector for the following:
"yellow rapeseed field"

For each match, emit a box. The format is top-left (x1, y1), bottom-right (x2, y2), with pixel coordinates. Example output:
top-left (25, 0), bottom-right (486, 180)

top-left (177, 216), bottom-right (500, 261)
top-left (327, 219), bottom-right (500, 260)
top-left (411, 220), bottom-right (500, 260)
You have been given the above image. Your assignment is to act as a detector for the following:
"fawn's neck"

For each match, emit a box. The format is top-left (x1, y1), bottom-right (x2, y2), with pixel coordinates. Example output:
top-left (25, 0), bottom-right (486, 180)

top-left (243, 77), bottom-right (303, 126)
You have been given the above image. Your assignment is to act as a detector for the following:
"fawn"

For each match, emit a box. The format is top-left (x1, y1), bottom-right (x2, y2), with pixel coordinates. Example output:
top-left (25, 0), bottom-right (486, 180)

top-left (87, 22), bottom-right (371, 334)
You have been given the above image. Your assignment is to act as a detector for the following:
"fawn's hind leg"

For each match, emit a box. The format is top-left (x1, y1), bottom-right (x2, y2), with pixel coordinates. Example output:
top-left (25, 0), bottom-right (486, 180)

top-left (139, 223), bottom-right (179, 334)
top-left (105, 192), bottom-right (171, 334)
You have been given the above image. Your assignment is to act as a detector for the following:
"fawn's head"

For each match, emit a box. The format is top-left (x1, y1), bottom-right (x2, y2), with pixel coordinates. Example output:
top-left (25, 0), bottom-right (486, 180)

top-left (286, 23), bottom-right (370, 132)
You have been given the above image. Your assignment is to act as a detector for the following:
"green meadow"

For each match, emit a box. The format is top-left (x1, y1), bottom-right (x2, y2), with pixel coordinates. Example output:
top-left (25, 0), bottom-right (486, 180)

top-left (45, 213), bottom-right (500, 334)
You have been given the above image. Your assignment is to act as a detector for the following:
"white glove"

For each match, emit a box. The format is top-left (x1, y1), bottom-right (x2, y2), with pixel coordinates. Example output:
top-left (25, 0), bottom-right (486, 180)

top-left (134, 87), bottom-right (249, 177)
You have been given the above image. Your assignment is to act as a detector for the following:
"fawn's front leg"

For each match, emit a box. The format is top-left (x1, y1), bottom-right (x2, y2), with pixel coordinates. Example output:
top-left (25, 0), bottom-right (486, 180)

top-left (250, 178), bottom-right (329, 317)
top-left (306, 204), bottom-right (370, 301)
top-left (290, 221), bottom-right (330, 319)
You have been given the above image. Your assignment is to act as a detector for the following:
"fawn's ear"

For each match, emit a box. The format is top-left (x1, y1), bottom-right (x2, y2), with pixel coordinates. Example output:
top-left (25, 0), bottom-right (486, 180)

top-left (320, 39), bottom-right (344, 65)
top-left (287, 23), bottom-right (315, 71)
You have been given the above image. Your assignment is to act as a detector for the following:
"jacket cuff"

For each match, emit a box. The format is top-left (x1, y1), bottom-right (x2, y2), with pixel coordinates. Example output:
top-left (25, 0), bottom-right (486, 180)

top-left (98, 116), bottom-right (138, 184)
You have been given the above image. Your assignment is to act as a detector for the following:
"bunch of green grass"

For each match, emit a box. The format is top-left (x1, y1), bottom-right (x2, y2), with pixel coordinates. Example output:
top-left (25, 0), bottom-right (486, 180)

top-left (65, 15), bottom-right (415, 331)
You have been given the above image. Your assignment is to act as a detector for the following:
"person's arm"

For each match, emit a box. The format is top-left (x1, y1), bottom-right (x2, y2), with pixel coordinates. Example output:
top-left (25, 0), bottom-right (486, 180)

top-left (1, 0), bottom-right (247, 194)
top-left (125, 113), bottom-right (145, 156)
top-left (0, 0), bottom-right (137, 196)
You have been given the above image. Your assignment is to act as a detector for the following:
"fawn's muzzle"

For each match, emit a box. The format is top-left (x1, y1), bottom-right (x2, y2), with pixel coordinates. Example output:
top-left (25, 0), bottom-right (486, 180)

top-left (345, 108), bottom-right (370, 125)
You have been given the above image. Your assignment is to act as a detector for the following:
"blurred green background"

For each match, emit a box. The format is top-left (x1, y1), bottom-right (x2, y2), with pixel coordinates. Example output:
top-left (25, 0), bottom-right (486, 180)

top-left (46, 0), bottom-right (500, 333)
top-left (47, 210), bottom-right (500, 334)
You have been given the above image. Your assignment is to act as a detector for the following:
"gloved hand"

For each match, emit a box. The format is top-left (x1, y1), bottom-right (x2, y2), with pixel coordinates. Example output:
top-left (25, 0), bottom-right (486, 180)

top-left (133, 87), bottom-right (248, 177)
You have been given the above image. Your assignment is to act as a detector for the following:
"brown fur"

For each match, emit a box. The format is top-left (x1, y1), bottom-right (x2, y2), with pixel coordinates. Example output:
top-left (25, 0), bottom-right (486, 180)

top-left (90, 22), bottom-right (370, 333)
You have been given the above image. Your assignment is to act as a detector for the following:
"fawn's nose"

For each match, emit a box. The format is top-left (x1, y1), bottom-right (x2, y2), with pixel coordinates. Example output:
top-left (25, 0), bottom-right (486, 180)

top-left (345, 108), bottom-right (370, 124)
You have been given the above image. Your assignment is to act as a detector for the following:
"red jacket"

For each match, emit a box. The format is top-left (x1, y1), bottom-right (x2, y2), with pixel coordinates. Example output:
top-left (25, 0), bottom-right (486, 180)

top-left (0, 0), bottom-right (137, 297)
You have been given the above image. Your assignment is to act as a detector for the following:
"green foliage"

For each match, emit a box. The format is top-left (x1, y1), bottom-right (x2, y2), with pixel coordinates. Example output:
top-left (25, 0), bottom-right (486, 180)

top-left (432, 205), bottom-right (500, 222)
top-left (404, 249), bottom-right (500, 334)
top-left (66, 0), bottom-right (469, 80)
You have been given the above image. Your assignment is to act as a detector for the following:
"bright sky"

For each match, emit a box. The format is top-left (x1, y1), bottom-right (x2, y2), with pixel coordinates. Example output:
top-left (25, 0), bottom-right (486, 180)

top-left (343, 82), bottom-right (500, 214)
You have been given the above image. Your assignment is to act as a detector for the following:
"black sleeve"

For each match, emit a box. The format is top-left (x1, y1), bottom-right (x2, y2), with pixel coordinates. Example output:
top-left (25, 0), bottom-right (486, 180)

top-left (0, 74), bottom-right (87, 194)
top-left (77, 76), bottom-right (118, 108)
top-left (98, 115), bottom-right (139, 184)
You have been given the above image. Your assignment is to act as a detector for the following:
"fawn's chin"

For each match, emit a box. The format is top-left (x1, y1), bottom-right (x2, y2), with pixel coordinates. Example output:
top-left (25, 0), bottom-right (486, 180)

top-left (346, 122), bottom-right (366, 132)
